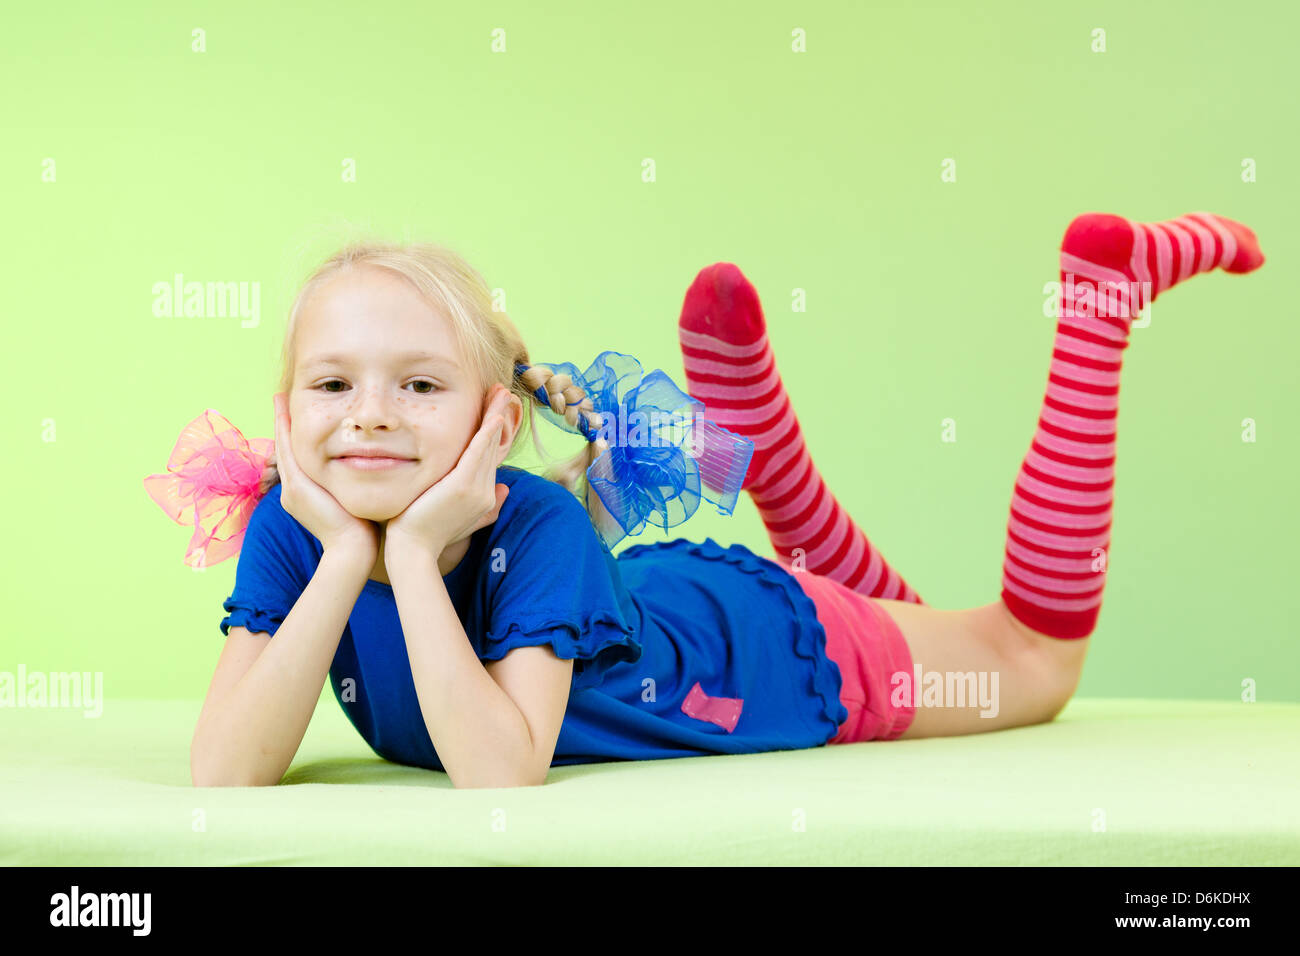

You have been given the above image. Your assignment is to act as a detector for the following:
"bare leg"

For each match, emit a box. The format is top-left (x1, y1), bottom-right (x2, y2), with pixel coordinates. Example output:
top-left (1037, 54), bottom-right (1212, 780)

top-left (882, 210), bottom-right (1262, 738)
top-left (874, 598), bottom-right (1087, 739)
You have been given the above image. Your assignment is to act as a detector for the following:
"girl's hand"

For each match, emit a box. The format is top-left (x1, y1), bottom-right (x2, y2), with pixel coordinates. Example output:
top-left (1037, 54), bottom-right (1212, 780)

top-left (272, 392), bottom-right (381, 565)
top-left (385, 387), bottom-right (513, 565)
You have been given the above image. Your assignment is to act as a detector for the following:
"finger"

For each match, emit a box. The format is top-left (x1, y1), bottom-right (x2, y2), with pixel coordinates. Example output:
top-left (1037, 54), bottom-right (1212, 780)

top-left (470, 420), bottom-right (501, 491)
top-left (479, 389), bottom-right (510, 436)
top-left (473, 414), bottom-right (506, 484)
top-left (484, 385), bottom-right (508, 419)
top-left (452, 409), bottom-right (498, 476)
top-left (272, 393), bottom-right (300, 484)
top-left (271, 394), bottom-right (285, 471)
top-left (487, 414), bottom-right (507, 469)
top-left (271, 394), bottom-right (288, 473)
top-left (442, 418), bottom-right (495, 495)
top-left (492, 413), bottom-right (510, 472)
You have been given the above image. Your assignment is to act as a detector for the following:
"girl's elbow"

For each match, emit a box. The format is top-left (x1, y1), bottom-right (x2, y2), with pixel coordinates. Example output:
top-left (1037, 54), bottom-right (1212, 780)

top-left (191, 755), bottom-right (283, 788)
top-left (449, 767), bottom-right (549, 790)
top-left (193, 774), bottom-right (282, 788)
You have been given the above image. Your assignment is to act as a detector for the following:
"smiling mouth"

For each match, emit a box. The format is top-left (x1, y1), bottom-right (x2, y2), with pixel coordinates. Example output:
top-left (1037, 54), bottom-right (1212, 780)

top-left (334, 456), bottom-right (417, 470)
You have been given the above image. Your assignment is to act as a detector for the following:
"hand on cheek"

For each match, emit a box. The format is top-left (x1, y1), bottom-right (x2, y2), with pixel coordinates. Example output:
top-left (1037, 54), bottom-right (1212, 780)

top-left (384, 404), bottom-right (511, 564)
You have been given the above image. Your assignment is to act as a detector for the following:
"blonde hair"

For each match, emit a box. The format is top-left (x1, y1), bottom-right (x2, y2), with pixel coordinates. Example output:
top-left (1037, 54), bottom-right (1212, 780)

top-left (263, 239), bottom-right (610, 522)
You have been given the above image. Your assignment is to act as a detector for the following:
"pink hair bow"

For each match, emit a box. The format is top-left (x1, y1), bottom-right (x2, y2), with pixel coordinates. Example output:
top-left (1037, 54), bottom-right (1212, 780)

top-left (142, 409), bottom-right (274, 568)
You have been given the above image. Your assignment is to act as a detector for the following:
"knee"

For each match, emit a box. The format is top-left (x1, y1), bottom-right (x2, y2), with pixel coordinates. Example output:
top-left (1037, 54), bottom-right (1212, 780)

top-left (994, 603), bottom-right (1088, 725)
top-left (1023, 638), bottom-right (1088, 725)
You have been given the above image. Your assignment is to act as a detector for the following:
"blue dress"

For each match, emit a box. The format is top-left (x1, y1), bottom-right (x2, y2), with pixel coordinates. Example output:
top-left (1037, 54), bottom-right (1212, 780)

top-left (219, 465), bottom-right (848, 768)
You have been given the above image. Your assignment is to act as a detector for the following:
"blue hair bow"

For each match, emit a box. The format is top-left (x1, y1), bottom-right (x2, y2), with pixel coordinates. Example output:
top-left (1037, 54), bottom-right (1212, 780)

top-left (515, 351), bottom-right (755, 550)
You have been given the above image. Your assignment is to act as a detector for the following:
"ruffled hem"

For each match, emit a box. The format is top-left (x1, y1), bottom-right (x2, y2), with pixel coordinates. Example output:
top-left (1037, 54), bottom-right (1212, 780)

top-left (219, 600), bottom-right (284, 638)
top-left (617, 537), bottom-right (848, 741)
top-left (481, 611), bottom-right (642, 693)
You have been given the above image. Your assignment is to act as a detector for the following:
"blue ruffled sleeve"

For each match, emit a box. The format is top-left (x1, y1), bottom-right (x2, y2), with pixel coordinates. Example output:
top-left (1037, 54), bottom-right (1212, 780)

top-left (476, 476), bottom-right (641, 693)
top-left (218, 483), bottom-right (317, 638)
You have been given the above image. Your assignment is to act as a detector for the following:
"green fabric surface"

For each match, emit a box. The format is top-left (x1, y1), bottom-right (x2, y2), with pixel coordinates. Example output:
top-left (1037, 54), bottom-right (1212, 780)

top-left (3, 696), bottom-right (1297, 865)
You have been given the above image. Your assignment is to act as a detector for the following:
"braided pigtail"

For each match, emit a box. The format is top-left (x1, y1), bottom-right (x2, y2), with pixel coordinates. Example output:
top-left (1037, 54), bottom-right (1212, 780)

top-left (513, 360), bottom-right (611, 516)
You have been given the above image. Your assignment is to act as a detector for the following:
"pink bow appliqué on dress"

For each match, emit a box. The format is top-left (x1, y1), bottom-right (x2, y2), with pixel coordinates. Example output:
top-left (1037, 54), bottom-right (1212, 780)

top-left (142, 409), bottom-right (274, 568)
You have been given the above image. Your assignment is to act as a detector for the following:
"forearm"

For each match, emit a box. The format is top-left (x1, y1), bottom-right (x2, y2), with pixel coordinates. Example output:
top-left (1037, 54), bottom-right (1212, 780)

top-left (388, 544), bottom-right (539, 789)
top-left (191, 547), bottom-right (372, 787)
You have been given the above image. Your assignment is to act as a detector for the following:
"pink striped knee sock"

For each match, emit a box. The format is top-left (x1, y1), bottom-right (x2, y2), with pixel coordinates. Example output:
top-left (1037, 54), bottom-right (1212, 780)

top-left (678, 263), bottom-right (926, 604)
top-left (1001, 211), bottom-right (1264, 639)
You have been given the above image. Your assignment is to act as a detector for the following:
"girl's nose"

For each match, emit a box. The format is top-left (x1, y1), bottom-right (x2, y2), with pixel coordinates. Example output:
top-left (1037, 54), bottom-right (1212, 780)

top-left (346, 386), bottom-right (402, 431)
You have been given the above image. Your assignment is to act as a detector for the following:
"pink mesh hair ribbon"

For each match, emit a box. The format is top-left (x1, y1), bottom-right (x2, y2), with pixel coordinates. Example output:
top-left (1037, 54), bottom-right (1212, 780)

top-left (142, 409), bottom-right (274, 568)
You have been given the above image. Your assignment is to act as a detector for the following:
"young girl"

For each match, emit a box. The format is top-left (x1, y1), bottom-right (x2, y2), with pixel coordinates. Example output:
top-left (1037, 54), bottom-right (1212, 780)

top-left (153, 210), bottom-right (1264, 789)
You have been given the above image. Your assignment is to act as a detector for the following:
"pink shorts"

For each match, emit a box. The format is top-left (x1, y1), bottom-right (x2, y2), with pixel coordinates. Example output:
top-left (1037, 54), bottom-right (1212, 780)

top-left (789, 570), bottom-right (917, 743)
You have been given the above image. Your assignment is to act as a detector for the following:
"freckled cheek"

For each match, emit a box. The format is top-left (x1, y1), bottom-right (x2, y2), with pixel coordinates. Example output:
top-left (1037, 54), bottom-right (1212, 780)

top-left (296, 395), bottom-right (456, 455)
top-left (297, 400), bottom-right (335, 436)
top-left (289, 404), bottom-right (341, 461)
top-left (406, 414), bottom-right (447, 457)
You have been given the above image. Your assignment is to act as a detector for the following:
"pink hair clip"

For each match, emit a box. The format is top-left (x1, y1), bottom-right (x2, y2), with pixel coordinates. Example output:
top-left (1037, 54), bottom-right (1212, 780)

top-left (142, 409), bottom-right (274, 568)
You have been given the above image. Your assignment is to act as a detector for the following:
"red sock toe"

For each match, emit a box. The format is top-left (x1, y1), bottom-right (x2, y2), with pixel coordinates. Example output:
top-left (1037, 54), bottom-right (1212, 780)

top-left (1213, 216), bottom-right (1265, 273)
top-left (679, 262), bottom-right (767, 346)
top-left (677, 263), bottom-right (927, 604)
top-left (1001, 210), bottom-right (1265, 641)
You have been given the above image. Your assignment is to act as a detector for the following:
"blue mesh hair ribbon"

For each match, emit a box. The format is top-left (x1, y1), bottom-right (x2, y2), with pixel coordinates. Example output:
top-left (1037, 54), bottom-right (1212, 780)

top-left (514, 351), bottom-right (755, 551)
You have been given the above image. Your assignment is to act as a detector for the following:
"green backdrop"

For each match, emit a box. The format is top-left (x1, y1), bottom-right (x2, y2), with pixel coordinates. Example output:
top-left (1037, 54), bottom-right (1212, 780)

top-left (4, 0), bottom-right (1294, 704)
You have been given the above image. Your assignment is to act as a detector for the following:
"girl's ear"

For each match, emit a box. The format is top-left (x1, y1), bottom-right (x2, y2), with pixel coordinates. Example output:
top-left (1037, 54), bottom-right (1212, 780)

top-left (485, 383), bottom-right (524, 444)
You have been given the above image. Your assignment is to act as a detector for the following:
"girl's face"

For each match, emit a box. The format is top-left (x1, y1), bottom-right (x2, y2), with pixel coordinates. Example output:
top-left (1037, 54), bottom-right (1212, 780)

top-left (288, 265), bottom-right (491, 522)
